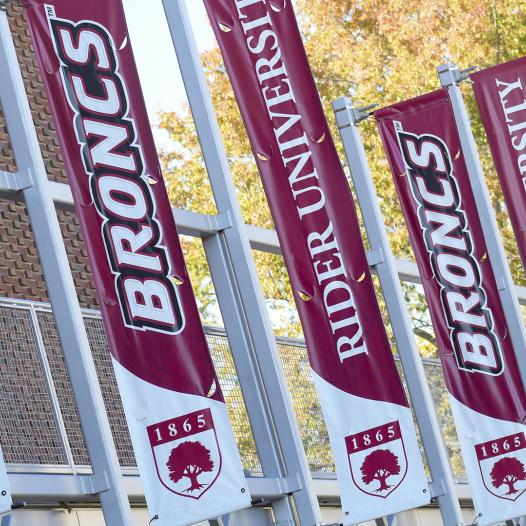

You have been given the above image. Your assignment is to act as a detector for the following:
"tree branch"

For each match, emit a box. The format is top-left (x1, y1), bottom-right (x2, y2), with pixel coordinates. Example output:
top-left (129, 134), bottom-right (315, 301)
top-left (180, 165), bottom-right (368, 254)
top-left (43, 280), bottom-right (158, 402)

top-left (414, 327), bottom-right (437, 345)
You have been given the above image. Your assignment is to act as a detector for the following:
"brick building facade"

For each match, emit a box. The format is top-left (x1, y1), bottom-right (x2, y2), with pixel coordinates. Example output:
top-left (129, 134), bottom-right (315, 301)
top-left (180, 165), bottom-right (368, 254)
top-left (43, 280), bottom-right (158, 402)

top-left (0, 2), bottom-right (97, 309)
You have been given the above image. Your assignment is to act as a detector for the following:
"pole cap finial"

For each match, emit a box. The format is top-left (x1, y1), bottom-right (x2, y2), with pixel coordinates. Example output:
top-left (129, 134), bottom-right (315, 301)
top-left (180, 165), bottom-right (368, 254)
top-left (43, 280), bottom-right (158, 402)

top-left (437, 62), bottom-right (478, 87)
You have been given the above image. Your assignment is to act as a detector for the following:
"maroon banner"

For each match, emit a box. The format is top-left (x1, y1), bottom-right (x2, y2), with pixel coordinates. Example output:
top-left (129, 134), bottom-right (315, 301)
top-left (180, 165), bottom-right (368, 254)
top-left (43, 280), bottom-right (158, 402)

top-left (471, 57), bottom-right (526, 272)
top-left (376, 89), bottom-right (526, 525)
top-left (203, 1), bottom-right (429, 522)
top-left (24, 1), bottom-right (249, 524)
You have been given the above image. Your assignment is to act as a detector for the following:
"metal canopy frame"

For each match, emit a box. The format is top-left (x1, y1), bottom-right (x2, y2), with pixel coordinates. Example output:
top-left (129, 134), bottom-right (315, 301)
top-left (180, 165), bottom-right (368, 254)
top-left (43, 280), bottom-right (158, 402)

top-left (1, 1), bottom-right (524, 524)
top-left (7, 179), bottom-right (524, 305)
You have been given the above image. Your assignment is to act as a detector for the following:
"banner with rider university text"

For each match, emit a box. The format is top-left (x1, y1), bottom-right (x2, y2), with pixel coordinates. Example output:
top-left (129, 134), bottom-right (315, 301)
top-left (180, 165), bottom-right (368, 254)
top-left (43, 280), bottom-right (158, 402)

top-left (471, 57), bottom-right (526, 274)
top-left (376, 89), bottom-right (526, 526)
top-left (203, 1), bottom-right (429, 523)
top-left (24, 2), bottom-right (250, 524)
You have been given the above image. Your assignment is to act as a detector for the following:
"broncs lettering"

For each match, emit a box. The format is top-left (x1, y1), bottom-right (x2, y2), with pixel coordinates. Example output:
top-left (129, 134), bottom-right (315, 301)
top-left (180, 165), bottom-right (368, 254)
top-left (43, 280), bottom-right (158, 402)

top-left (396, 125), bottom-right (503, 376)
top-left (50, 17), bottom-right (183, 334)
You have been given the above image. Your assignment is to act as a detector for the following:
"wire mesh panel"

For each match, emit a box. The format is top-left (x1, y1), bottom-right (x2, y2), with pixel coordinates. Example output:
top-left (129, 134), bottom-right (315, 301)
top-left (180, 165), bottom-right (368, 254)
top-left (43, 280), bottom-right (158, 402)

top-left (37, 309), bottom-right (89, 466)
top-left (277, 338), bottom-right (466, 478)
top-left (276, 340), bottom-right (334, 473)
top-left (38, 310), bottom-right (136, 467)
top-left (0, 298), bottom-right (466, 480)
top-left (0, 305), bottom-right (67, 464)
top-left (36, 307), bottom-right (263, 472)
top-left (83, 316), bottom-right (136, 468)
top-left (423, 360), bottom-right (465, 478)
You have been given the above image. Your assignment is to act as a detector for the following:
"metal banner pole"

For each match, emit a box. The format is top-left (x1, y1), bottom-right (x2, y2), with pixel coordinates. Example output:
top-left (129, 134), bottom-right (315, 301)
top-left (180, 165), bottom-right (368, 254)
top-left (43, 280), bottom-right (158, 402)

top-left (332, 97), bottom-right (464, 526)
top-left (0, 447), bottom-right (11, 515)
top-left (438, 63), bottom-right (526, 391)
top-left (161, 1), bottom-right (322, 525)
top-left (0, 8), bottom-right (132, 526)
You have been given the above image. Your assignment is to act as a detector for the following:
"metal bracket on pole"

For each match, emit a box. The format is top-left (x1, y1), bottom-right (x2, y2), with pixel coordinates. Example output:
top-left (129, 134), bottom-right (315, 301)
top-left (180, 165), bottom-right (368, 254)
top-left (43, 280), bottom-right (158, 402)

top-left (332, 96), bottom-right (464, 526)
top-left (335, 101), bottom-right (378, 130)
top-left (437, 63), bottom-right (478, 86)
top-left (80, 472), bottom-right (110, 496)
top-left (429, 479), bottom-right (446, 499)
top-left (0, 169), bottom-right (32, 192)
top-left (438, 62), bottom-right (526, 393)
top-left (205, 211), bottom-right (233, 235)
top-left (366, 248), bottom-right (385, 268)
top-left (0, 10), bottom-right (132, 526)
top-left (274, 474), bottom-right (302, 496)
top-left (162, 2), bottom-right (322, 525)
top-left (334, 100), bottom-right (378, 128)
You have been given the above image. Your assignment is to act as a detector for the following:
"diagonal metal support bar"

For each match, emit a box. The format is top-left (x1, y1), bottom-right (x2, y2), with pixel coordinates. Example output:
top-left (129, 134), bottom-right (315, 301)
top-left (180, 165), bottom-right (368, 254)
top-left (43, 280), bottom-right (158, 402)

top-left (333, 96), bottom-right (464, 526)
top-left (0, 169), bottom-right (32, 192)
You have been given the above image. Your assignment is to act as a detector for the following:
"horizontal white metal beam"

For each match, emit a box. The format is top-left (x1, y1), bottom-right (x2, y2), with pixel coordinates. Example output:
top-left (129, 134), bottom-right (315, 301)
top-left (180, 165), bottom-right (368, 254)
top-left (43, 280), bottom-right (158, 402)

top-left (5, 471), bottom-right (326, 503)
top-left (6, 471), bottom-right (472, 507)
top-left (4, 180), bottom-right (526, 305)
top-left (41, 181), bottom-right (526, 305)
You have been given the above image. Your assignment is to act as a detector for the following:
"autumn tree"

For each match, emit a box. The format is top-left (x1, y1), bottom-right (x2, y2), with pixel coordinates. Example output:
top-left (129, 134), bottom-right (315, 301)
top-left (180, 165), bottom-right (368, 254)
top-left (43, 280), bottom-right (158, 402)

top-left (491, 456), bottom-right (526, 495)
top-left (360, 448), bottom-right (401, 492)
top-left (158, 1), bottom-right (526, 475)
top-left (166, 441), bottom-right (214, 492)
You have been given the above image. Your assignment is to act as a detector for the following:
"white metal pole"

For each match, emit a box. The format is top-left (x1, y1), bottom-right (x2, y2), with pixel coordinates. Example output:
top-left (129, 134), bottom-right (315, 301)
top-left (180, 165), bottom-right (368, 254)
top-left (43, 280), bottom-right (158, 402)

top-left (438, 62), bottom-right (526, 393)
top-left (0, 9), bottom-right (132, 526)
top-left (161, 1), bottom-right (322, 525)
top-left (332, 97), bottom-right (464, 526)
top-left (0, 447), bottom-right (11, 515)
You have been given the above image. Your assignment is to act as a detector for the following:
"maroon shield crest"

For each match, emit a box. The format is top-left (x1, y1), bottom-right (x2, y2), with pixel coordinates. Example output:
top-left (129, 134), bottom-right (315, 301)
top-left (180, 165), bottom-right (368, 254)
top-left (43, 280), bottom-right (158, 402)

top-left (346, 421), bottom-right (408, 499)
top-left (476, 432), bottom-right (526, 501)
top-left (147, 408), bottom-right (222, 499)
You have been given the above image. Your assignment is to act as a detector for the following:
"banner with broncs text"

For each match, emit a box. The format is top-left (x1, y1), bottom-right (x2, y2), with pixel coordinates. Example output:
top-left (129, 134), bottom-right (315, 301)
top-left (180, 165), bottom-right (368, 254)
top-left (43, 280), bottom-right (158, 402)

top-left (376, 89), bottom-right (526, 526)
top-left (203, 1), bottom-right (429, 523)
top-left (24, 2), bottom-right (250, 524)
top-left (471, 57), bottom-right (526, 273)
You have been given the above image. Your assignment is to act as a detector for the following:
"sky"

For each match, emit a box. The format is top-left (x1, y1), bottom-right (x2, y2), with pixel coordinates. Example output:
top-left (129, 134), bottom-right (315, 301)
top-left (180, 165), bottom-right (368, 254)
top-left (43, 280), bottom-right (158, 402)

top-left (122, 0), bottom-right (216, 127)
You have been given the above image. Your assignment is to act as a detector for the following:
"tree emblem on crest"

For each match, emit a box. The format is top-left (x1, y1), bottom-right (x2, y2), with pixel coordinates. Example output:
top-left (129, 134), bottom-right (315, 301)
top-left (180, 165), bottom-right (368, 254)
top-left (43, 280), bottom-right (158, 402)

top-left (166, 441), bottom-right (214, 493)
top-left (490, 456), bottom-right (526, 496)
top-left (360, 448), bottom-right (401, 493)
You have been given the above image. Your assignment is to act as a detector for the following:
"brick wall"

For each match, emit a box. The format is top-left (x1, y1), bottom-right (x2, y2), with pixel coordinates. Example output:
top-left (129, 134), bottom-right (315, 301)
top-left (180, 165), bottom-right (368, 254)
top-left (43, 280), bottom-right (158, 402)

top-left (0, 3), bottom-right (98, 308)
